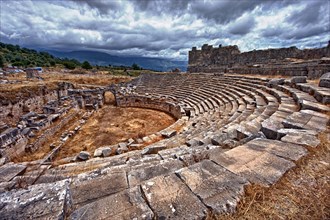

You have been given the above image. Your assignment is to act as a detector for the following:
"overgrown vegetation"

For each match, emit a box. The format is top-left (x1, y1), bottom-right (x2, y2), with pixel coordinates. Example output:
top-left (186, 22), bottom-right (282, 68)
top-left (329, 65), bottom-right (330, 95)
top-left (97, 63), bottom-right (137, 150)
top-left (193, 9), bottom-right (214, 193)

top-left (0, 42), bottom-right (83, 68)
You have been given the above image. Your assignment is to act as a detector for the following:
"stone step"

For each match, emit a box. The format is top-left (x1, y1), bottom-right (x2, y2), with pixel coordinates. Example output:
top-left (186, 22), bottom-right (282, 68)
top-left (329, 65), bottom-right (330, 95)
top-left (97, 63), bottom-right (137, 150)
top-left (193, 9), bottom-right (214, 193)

top-left (283, 110), bottom-right (329, 131)
top-left (209, 138), bottom-right (307, 186)
top-left (70, 170), bottom-right (128, 208)
top-left (299, 99), bottom-right (330, 113)
top-left (70, 186), bottom-right (153, 220)
top-left (176, 160), bottom-right (249, 215)
top-left (140, 173), bottom-right (208, 219)
top-left (127, 158), bottom-right (185, 187)
top-left (0, 163), bottom-right (27, 183)
top-left (0, 179), bottom-right (72, 219)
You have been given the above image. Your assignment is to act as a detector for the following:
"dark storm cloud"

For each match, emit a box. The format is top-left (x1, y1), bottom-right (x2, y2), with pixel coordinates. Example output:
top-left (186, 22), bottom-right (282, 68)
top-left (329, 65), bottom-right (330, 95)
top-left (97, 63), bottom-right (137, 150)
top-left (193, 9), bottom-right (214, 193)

top-left (0, 0), bottom-right (329, 60)
top-left (287, 0), bottom-right (325, 27)
top-left (74, 0), bottom-right (123, 14)
top-left (190, 0), bottom-right (261, 24)
top-left (228, 16), bottom-right (256, 36)
top-left (261, 28), bottom-right (285, 38)
top-left (283, 25), bottom-right (328, 40)
top-left (131, 0), bottom-right (192, 15)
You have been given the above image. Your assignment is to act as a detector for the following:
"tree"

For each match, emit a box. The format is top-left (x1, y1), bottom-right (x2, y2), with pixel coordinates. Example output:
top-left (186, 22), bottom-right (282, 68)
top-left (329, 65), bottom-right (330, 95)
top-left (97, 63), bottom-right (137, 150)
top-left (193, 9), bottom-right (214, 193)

top-left (63, 61), bottom-right (76, 70)
top-left (0, 55), bottom-right (4, 68)
top-left (50, 60), bottom-right (56, 66)
top-left (82, 61), bottom-right (93, 70)
top-left (132, 63), bottom-right (141, 70)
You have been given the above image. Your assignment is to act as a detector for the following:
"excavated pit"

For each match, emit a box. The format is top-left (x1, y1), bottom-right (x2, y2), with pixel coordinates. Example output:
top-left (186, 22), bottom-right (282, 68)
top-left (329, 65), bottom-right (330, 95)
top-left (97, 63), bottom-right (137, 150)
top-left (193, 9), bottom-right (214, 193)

top-left (17, 105), bottom-right (175, 162)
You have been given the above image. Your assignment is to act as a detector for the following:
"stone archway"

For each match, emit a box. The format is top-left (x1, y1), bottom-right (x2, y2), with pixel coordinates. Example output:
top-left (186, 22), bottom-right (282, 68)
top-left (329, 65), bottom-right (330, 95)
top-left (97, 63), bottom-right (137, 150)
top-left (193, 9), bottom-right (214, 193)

top-left (104, 91), bottom-right (116, 105)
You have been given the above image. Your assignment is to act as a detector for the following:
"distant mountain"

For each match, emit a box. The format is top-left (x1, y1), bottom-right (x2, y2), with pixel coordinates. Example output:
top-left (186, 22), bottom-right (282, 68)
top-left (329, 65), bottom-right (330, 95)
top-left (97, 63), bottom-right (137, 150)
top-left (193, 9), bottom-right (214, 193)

top-left (46, 50), bottom-right (187, 72)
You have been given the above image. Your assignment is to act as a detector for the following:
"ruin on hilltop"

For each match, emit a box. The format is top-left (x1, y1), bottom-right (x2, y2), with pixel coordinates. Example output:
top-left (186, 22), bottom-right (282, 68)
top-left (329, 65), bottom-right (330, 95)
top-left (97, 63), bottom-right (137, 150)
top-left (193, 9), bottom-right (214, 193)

top-left (188, 42), bottom-right (330, 78)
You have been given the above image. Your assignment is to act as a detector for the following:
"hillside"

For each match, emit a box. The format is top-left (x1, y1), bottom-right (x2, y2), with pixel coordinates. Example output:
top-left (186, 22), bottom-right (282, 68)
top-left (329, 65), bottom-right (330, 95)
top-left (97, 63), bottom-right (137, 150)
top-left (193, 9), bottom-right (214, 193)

top-left (46, 50), bottom-right (187, 72)
top-left (0, 42), bottom-right (81, 69)
top-left (0, 42), bottom-right (187, 72)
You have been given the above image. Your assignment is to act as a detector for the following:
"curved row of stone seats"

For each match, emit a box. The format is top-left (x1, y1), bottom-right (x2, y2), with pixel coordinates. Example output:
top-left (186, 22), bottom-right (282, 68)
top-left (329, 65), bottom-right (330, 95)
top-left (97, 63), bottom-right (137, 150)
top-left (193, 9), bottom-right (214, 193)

top-left (150, 76), bottom-right (276, 150)
top-left (192, 78), bottom-right (282, 145)
top-left (1, 138), bottom-right (311, 219)
top-left (117, 74), bottom-right (318, 150)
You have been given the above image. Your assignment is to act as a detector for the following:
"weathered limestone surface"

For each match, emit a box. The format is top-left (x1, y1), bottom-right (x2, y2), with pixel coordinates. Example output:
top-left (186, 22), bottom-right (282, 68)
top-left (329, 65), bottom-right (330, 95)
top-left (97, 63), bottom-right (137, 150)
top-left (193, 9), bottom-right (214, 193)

top-left (0, 163), bottom-right (26, 182)
top-left (176, 160), bottom-right (249, 214)
top-left (70, 170), bottom-right (128, 207)
top-left (70, 186), bottom-right (153, 220)
top-left (128, 158), bottom-right (184, 187)
top-left (319, 72), bottom-right (330, 88)
top-left (141, 144), bottom-right (167, 155)
top-left (210, 138), bottom-right (306, 186)
top-left (281, 133), bottom-right (320, 148)
top-left (0, 179), bottom-right (72, 220)
top-left (141, 174), bottom-right (208, 219)
top-left (283, 111), bottom-right (329, 131)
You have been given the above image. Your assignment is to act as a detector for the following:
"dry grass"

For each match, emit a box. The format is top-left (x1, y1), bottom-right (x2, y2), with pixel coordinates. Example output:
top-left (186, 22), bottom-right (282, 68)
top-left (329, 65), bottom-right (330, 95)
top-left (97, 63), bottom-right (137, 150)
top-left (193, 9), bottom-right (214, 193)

top-left (219, 132), bottom-right (330, 220)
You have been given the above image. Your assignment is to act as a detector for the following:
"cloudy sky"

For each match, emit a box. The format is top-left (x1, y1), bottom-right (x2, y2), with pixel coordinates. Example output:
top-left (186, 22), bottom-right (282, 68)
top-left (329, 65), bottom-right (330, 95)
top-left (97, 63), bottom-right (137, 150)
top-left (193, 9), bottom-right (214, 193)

top-left (0, 0), bottom-right (329, 60)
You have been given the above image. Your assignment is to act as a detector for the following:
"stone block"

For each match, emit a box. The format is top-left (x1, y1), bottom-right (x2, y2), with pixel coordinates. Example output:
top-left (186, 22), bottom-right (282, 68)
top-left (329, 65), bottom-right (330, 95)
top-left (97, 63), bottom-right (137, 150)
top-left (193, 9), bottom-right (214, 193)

top-left (176, 160), bottom-right (248, 214)
top-left (77, 151), bottom-right (90, 161)
top-left (210, 138), bottom-right (306, 186)
top-left (70, 186), bottom-right (153, 220)
top-left (185, 138), bottom-right (203, 147)
top-left (267, 78), bottom-right (285, 87)
top-left (281, 133), bottom-right (320, 148)
top-left (141, 144), bottom-right (166, 155)
top-left (261, 118), bottom-right (282, 139)
top-left (276, 128), bottom-right (318, 140)
top-left (0, 163), bottom-right (26, 182)
top-left (71, 171), bottom-right (128, 207)
top-left (319, 72), bottom-right (330, 88)
top-left (93, 146), bottom-right (112, 157)
top-left (290, 76), bottom-right (307, 84)
top-left (128, 159), bottom-right (184, 187)
top-left (141, 174), bottom-right (207, 219)
top-left (300, 100), bottom-right (330, 113)
top-left (246, 138), bottom-right (308, 161)
top-left (161, 129), bottom-right (177, 138)
top-left (0, 179), bottom-right (72, 219)
top-left (211, 133), bottom-right (228, 145)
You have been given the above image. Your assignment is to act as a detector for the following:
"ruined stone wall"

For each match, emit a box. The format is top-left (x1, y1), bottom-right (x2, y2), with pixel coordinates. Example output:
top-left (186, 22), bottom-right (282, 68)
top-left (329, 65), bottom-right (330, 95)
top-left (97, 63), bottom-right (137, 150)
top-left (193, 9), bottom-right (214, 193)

top-left (26, 109), bottom-right (79, 154)
top-left (0, 91), bottom-right (58, 126)
top-left (189, 43), bottom-right (330, 67)
top-left (0, 82), bottom-right (74, 126)
top-left (116, 95), bottom-right (182, 119)
top-left (188, 43), bottom-right (330, 77)
top-left (68, 88), bottom-right (105, 110)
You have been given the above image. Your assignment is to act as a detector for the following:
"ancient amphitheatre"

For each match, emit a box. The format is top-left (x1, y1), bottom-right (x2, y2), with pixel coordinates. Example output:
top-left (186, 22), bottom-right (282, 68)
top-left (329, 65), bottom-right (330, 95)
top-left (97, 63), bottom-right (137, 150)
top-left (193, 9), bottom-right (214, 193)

top-left (0, 43), bottom-right (329, 219)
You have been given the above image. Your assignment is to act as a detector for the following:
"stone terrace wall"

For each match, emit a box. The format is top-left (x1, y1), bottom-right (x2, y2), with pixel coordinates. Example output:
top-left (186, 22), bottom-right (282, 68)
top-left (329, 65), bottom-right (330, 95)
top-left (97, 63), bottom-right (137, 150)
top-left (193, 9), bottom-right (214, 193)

top-left (116, 96), bottom-right (182, 119)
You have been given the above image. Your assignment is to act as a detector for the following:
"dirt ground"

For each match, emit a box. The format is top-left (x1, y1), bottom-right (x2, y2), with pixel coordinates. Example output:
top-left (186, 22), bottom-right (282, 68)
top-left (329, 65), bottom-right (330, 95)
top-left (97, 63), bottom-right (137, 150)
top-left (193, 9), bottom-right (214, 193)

top-left (56, 106), bottom-right (175, 159)
top-left (19, 105), bottom-right (175, 162)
